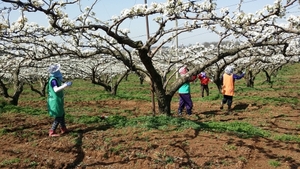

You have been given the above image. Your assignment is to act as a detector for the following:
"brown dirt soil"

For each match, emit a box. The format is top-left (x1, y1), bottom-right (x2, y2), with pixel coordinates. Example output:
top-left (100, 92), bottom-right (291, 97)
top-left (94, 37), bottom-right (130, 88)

top-left (1, 94), bottom-right (300, 169)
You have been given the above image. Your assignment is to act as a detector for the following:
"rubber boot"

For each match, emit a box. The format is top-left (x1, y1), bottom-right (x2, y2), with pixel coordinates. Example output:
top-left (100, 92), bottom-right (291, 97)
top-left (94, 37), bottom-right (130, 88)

top-left (227, 104), bottom-right (232, 113)
top-left (49, 129), bottom-right (60, 137)
top-left (178, 109), bottom-right (182, 116)
top-left (220, 102), bottom-right (224, 110)
top-left (60, 127), bottom-right (69, 134)
top-left (228, 105), bottom-right (232, 111)
top-left (187, 109), bottom-right (192, 116)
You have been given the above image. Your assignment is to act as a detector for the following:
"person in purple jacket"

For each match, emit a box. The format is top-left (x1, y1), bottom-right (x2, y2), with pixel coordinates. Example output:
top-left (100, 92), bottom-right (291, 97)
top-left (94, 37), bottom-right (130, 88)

top-left (47, 64), bottom-right (72, 137)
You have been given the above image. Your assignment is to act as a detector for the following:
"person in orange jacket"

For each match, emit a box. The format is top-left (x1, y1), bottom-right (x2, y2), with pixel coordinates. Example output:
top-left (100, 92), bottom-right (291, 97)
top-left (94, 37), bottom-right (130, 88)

top-left (197, 72), bottom-right (210, 97)
top-left (220, 66), bottom-right (245, 111)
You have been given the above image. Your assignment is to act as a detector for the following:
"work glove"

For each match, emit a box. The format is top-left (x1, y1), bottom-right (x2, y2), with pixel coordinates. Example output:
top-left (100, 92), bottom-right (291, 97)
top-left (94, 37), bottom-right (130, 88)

top-left (241, 68), bottom-right (246, 74)
top-left (65, 81), bottom-right (72, 86)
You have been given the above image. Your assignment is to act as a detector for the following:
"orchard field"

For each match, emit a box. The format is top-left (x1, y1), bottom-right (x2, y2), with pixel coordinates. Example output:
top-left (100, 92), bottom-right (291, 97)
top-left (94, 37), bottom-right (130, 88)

top-left (0, 63), bottom-right (300, 169)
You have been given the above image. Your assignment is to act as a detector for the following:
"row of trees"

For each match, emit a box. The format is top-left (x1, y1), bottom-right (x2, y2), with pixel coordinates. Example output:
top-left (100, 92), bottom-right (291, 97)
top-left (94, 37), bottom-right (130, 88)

top-left (0, 0), bottom-right (299, 115)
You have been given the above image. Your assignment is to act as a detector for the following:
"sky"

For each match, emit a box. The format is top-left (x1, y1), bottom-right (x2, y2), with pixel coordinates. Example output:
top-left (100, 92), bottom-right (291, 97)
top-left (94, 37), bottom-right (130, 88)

top-left (3, 0), bottom-right (300, 45)
top-left (77, 0), bottom-right (300, 45)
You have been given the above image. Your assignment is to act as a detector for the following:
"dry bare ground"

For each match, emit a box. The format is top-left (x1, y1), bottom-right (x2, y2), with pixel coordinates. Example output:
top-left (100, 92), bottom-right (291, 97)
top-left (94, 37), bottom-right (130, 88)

top-left (1, 74), bottom-right (300, 169)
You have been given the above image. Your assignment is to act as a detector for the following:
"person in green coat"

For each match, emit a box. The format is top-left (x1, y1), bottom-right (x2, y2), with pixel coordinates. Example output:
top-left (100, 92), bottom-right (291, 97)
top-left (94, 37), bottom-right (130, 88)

top-left (47, 64), bottom-right (72, 137)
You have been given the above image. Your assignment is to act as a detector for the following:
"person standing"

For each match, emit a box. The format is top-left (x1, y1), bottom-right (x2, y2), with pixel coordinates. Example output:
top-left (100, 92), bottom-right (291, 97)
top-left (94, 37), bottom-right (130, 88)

top-left (178, 66), bottom-right (197, 116)
top-left (47, 64), bottom-right (72, 137)
top-left (220, 66), bottom-right (245, 111)
top-left (197, 72), bottom-right (210, 97)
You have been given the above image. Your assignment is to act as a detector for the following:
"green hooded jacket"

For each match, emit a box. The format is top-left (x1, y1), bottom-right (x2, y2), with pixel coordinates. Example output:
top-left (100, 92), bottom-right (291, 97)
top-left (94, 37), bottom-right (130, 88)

top-left (47, 77), bottom-right (65, 117)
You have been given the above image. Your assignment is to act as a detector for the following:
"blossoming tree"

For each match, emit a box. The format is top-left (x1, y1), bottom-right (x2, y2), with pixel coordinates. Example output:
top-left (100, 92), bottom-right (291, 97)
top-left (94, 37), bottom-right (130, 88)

top-left (1, 0), bottom-right (300, 115)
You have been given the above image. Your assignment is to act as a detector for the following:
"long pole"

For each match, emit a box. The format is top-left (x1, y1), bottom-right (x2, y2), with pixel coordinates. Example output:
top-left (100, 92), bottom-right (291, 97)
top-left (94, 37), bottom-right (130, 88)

top-left (145, 0), bottom-right (150, 39)
top-left (176, 19), bottom-right (179, 79)
top-left (144, 0), bottom-right (155, 115)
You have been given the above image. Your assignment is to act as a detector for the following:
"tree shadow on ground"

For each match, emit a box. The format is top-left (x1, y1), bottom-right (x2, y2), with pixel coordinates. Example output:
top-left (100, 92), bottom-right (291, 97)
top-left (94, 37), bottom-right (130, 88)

top-left (257, 138), bottom-right (300, 169)
top-left (232, 103), bottom-right (249, 111)
top-left (65, 122), bottom-right (113, 168)
top-left (200, 110), bottom-right (220, 118)
top-left (200, 103), bottom-right (250, 117)
top-left (265, 114), bottom-right (300, 134)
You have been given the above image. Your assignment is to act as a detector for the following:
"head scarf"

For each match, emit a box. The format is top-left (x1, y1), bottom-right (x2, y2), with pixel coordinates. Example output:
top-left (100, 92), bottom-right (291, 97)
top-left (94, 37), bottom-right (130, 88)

top-left (48, 64), bottom-right (63, 81)
top-left (224, 66), bottom-right (234, 75)
top-left (179, 66), bottom-right (188, 75)
top-left (200, 72), bottom-right (206, 78)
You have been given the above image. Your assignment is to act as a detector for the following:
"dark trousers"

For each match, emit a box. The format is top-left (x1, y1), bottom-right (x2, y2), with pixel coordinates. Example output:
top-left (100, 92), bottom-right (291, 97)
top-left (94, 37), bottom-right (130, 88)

top-left (51, 115), bottom-right (66, 130)
top-left (178, 94), bottom-right (193, 115)
top-left (222, 95), bottom-right (233, 107)
top-left (201, 84), bottom-right (209, 97)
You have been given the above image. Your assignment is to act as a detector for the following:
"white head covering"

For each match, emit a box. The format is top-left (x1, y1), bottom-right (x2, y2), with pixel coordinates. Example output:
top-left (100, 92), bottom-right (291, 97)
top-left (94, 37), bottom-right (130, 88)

top-left (225, 66), bottom-right (234, 75)
top-left (48, 63), bottom-right (63, 81)
top-left (49, 64), bottom-right (60, 74)
top-left (200, 72), bottom-right (206, 77)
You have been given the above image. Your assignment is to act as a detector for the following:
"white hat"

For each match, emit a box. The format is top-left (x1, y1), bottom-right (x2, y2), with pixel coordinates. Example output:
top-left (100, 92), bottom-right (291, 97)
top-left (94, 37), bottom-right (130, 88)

top-left (48, 63), bottom-right (60, 74)
top-left (225, 66), bottom-right (234, 75)
top-left (48, 63), bottom-right (62, 80)
top-left (200, 72), bottom-right (206, 77)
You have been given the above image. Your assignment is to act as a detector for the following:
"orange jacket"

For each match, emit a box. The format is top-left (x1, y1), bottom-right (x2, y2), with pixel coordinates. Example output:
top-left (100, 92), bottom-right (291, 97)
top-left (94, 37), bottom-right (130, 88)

top-left (222, 73), bottom-right (234, 96)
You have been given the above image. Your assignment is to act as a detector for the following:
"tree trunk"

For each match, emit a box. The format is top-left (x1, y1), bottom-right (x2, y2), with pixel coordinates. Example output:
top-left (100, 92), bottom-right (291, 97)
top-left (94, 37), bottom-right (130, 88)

top-left (91, 68), bottom-right (112, 92)
top-left (156, 92), bottom-right (172, 116)
top-left (262, 69), bottom-right (273, 88)
top-left (10, 68), bottom-right (24, 105)
top-left (136, 71), bottom-right (145, 85)
top-left (138, 49), bottom-right (172, 115)
top-left (211, 70), bottom-right (224, 94)
top-left (110, 70), bottom-right (130, 95)
top-left (28, 78), bottom-right (47, 97)
top-left (0, 68), bottom-right (24, 106)
top-left (10, 83), bottom-right (23, 105)
top-left (214, 78), bottom-right (223, 94)
top-left (0, 79), bottom-right (9, 98)
top-left (263, 69), bottom-right (271, 83)
top-left (245, 70), bottom-right (255, 87)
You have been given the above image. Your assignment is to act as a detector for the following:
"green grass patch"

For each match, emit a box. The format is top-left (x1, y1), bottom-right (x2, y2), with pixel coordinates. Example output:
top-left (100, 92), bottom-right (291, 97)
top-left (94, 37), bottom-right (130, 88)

top-left (272, 134), bottom-right (300, 142)
top-left (0, 104), bottom-right (46, 116)
top-left (268, 160), bottom-right (281, 167)
top-left (0, 158), bottom-right (20, 167)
